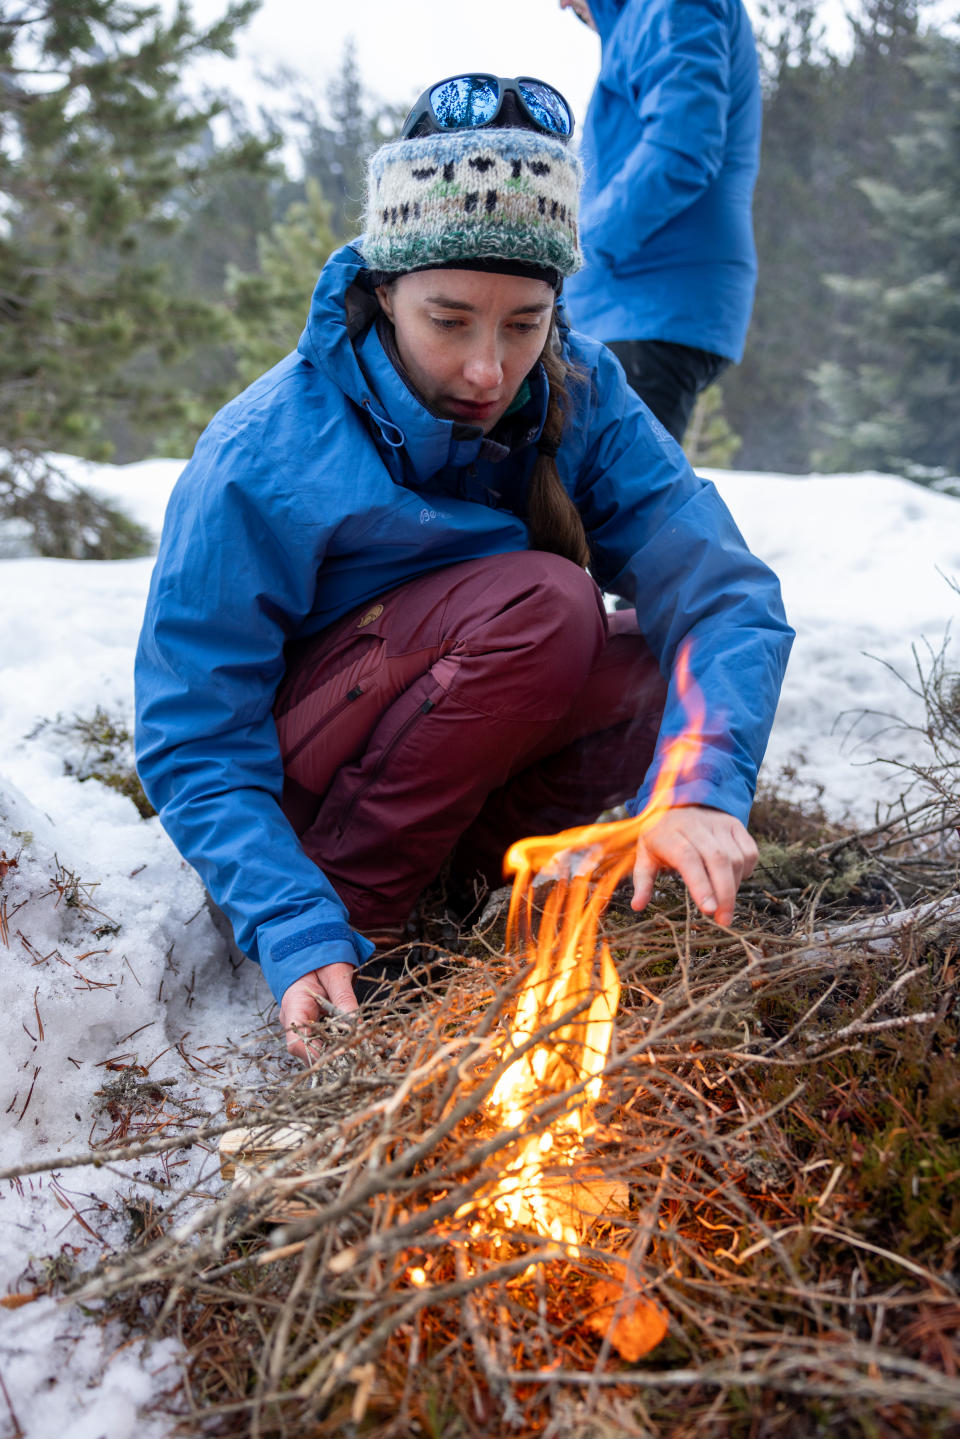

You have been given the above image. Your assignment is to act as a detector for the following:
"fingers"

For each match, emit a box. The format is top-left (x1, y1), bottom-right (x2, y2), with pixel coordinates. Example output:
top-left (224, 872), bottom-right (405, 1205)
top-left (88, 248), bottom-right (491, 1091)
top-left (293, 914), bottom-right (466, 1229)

top-left (280, 963), bottom-right (359, 1063)
top-left (630, 807), bottom-right (758, 926)
top-left (631, 815), bottom-right (715, 918)
top-left (321, 965), bottom-right (361, 1015)
top-left (679, 814), bottom-right (744, 925)
top-left (708, 819), bottom-right (758, 923)
top-left (281, 979), bottom-right (323, 1064)
top-left (678, 831), bottom-right (723, 919)
top-left (738, 824), bottom-right (759, 881)
top-left (630, 840), bottom-right (658, 914)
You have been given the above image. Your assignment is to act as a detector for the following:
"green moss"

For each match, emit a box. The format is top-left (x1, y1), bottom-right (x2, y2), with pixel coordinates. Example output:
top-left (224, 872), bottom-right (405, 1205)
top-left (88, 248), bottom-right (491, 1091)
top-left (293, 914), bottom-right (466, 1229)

top-left (59, 706), bottom-right (155, 818)
top-left (752, 839), bottom-right (862, 896)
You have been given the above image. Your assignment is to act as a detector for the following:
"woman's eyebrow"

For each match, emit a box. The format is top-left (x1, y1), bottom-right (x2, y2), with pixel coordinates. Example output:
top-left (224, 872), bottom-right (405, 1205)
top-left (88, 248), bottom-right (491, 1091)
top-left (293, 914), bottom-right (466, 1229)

top-left (424, 295), bottom-right (553, 315)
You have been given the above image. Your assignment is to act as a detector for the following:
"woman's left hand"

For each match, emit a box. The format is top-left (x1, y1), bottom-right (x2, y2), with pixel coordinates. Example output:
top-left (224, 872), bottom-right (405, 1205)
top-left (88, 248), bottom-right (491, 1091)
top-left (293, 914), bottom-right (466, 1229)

top-left (630, 804), bottom-right (758, 926)
top-left (280, 962), bottom-right (359, 1063)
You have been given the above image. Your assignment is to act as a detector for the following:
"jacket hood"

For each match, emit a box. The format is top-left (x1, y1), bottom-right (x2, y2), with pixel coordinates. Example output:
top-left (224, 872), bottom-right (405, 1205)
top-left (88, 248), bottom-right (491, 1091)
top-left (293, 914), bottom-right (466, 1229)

top-left (296, 241), bottom-right (549, 484)
top-left (585, 0), bottom-right (627, 43)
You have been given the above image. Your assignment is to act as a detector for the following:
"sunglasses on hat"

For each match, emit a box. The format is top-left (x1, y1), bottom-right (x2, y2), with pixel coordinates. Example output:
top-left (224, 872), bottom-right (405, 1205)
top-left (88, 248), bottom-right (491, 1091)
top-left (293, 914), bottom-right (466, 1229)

top-left (401, 74), bottom-right (574, 142)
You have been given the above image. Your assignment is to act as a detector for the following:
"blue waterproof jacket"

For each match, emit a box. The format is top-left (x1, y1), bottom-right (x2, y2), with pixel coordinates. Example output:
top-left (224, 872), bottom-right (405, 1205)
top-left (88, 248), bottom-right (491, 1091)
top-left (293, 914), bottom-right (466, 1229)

top-left (135, 242), bottom-right (792, 1004)
top-left (563, 0), bottom-right (762, 362)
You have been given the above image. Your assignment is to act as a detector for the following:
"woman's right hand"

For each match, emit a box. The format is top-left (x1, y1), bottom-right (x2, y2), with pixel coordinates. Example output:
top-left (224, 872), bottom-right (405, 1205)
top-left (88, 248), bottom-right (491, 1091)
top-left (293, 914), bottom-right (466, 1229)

top-left (280, 963), bottom-right (359, 1062)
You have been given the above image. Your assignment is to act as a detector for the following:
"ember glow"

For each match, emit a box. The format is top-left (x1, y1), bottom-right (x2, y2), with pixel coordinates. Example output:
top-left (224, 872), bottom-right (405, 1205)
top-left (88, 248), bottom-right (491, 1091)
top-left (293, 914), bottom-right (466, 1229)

top-left (459, 643), bottom-right (705, 1354)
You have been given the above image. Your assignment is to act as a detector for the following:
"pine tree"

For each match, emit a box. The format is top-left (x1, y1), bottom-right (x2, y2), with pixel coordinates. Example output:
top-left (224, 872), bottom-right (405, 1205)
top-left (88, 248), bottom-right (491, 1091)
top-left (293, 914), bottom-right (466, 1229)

top-left (227, 179), bottom-right (339, 384)
top-left (813, 29), bottom-right (960, 485)
top-left (684, 385), bottom-right (743, 469)
top-left (723, 0), bottom-right (931, 473)
top-left (164, 46), bottom-right (403, 458)
top-left (722, 0), bottom-right (843, 470)
top-left (291, 39), bottom-right (404, 240)
top-left (223, 43), bottom-right (405, 405)
top-left (0, 0), bottom-right (270, 556)
top-left (122, 108), bottom-right (285, 463)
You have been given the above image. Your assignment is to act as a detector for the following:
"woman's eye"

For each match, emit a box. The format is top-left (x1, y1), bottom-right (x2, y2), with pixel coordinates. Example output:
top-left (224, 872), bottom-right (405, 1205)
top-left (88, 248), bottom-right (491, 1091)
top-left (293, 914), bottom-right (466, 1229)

top-left (430, 317), bottom-right (462, 330)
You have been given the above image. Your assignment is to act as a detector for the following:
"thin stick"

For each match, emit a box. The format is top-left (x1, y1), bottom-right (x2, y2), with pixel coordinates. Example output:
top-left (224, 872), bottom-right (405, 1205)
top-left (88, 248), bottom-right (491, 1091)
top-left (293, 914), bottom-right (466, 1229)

top-left (0, 1117), bottom-right (239, 1182)
top-left (0, 1368), bottom-right (23, 1439)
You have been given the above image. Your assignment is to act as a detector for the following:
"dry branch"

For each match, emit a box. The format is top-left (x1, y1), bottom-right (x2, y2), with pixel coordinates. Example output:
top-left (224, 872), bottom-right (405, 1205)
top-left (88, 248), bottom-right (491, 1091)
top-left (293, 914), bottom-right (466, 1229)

top-left (806, 892), bottom-right (960, 957)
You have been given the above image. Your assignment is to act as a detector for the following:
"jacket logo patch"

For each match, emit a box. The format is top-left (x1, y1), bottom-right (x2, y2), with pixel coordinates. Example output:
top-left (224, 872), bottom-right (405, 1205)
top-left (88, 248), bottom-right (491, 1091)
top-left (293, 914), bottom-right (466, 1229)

top-left (357, 604), bottom-right (384, 628)
top-left (419, 507), bottom-right (438, 524)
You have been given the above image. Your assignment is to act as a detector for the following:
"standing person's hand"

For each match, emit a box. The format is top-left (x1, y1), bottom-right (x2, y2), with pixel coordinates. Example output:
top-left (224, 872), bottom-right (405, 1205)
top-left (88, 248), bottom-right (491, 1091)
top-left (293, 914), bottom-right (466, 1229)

top-left (559, 0), bottom-right (598, 31)
top-left (631, 805), bottom-right (757, 926)
top-left (280, 962), bottom-right (359, 1062)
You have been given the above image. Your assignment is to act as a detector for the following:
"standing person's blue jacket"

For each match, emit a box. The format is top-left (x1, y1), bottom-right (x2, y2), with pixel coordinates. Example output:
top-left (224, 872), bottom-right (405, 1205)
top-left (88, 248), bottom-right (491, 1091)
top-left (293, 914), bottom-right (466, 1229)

top-left (564, 0), bottom-right (762, 363)
top-left (134, 242), bottom-right (792, 1005)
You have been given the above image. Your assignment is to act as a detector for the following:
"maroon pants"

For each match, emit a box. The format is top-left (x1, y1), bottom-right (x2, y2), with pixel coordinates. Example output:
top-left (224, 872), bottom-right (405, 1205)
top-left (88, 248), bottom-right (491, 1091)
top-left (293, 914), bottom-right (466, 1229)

top-left (274, 552), bottom-right (667, 931)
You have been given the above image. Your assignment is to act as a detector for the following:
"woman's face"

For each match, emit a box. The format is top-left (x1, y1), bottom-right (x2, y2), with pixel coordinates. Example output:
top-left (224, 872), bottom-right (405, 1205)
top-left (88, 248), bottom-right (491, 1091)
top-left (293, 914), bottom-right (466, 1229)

top-left (375, 269), bottom-right (554, 433)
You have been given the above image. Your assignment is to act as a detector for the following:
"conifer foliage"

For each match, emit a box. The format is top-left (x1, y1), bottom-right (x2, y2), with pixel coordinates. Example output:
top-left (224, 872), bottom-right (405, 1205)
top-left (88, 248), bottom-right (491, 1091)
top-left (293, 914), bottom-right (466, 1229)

top-left (225, 40), bottom-right (402, 390)
top-left (723, 0), bottom-right (960, 484)
top-left (813, 31), bottom-right (960, 485)
top-left (226, 179), bottom-right (338, 387)
top-left (0, 0), bottom-right (266, 556)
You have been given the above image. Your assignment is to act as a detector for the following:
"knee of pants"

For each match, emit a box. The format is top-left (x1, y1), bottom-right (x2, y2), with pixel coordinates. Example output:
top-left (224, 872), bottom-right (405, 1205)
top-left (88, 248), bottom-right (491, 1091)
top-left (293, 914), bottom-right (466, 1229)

top-left (440, 552), bottom-right (604, 725)
top-left (452, 551), bottom-right (607, 715)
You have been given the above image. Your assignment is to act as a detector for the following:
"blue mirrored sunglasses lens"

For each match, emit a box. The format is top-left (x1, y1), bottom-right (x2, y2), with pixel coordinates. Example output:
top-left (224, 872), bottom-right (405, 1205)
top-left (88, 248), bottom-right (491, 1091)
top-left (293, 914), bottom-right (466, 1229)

top-left (518, 81), bottom-right (572, 135)
top-left (430, 77), bottom-right (499, 129)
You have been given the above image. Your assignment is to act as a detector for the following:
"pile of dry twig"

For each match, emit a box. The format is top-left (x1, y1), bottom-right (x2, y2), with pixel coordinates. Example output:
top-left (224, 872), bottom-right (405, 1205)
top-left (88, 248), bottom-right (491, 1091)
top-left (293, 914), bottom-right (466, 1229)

top-left (53, 773), bottom-right (960, 1438)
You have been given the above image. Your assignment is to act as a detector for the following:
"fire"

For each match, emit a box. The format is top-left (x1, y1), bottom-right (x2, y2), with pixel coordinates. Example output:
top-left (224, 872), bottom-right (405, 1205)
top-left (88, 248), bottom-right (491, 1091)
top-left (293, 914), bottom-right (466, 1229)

top-left (459, 642), bottom-right (705, 1355)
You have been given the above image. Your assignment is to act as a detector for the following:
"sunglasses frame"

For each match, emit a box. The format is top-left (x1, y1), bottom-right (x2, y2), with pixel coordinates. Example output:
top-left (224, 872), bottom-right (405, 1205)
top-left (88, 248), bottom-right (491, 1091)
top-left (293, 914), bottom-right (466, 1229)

top-left (401, 73), bottom-right (575, 142)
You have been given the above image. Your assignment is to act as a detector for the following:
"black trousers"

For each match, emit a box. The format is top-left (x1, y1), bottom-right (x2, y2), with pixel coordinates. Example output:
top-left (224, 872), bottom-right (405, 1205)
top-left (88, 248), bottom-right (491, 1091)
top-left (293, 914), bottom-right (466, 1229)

top-left (607, 338), bottom-right (730, 444)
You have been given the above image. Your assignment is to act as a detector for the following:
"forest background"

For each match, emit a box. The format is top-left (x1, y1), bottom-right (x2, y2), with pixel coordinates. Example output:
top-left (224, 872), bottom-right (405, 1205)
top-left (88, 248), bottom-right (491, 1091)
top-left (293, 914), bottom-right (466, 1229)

top-left (1, 0), bottom-right (958, 561)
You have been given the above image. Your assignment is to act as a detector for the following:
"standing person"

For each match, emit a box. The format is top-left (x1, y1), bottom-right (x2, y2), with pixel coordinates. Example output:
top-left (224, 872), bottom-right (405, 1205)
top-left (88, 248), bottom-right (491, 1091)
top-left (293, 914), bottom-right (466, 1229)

top-left (559, 0), bottom-right (762, 443)
top-left (135, 74), bottom-right (792, 1061)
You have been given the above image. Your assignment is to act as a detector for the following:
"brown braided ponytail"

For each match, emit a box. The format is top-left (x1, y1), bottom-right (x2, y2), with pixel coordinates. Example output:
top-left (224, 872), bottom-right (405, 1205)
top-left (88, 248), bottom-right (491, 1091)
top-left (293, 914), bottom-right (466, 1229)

top-left (526, 312), bottom-right (591, 568)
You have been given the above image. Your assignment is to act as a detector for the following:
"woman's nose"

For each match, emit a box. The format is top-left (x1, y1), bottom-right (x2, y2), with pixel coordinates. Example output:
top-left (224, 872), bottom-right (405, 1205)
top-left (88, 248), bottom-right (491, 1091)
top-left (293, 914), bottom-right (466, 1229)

top-left (463, 341), bottom-right (503, 391)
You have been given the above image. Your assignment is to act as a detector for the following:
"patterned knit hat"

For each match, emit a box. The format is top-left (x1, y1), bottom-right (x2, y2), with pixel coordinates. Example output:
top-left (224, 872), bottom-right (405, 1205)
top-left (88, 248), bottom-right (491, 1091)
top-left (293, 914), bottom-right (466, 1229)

top-left (361, 127), bottom-right (583, 280)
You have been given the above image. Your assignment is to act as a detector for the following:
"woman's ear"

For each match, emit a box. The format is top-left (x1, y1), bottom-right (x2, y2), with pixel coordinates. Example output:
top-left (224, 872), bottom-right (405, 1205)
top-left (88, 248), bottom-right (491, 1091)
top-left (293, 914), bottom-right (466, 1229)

top-left (375, 285), bottom-right (395, 323)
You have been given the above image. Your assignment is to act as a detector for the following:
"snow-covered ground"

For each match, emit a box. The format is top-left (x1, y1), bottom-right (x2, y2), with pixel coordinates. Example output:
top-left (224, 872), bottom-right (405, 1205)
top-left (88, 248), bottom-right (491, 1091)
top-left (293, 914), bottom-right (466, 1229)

top-left (704, 466), bottom-right (960, 820)
top-left (0, 454), bottom-right (957, 1436)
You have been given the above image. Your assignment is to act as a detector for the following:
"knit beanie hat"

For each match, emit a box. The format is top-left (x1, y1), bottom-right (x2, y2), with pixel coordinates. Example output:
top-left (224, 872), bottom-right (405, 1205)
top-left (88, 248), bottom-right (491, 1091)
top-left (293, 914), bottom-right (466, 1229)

top-left (361, 127), bottom-right (583, 282)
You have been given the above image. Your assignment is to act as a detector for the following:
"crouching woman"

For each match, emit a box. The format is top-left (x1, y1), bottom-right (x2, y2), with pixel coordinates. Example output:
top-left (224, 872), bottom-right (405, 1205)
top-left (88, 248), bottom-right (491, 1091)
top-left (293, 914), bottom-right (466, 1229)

top-left (134, 74), bottom-right (793, 1059)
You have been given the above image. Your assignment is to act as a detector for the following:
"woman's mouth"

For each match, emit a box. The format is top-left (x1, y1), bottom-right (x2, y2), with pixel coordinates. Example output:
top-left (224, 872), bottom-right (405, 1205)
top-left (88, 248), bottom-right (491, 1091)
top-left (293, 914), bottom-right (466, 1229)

top-left (446, 397), bottom-right (500, 423)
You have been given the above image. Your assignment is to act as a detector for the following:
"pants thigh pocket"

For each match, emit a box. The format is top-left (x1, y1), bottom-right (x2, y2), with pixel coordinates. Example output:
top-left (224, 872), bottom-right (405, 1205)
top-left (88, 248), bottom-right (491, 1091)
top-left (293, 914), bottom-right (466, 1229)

top-left (276, 636), bottom-right (386, 793)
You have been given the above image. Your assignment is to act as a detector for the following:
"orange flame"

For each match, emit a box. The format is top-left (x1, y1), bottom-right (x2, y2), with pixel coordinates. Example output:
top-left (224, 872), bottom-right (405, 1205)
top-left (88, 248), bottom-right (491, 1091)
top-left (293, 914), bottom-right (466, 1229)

top-left (459, 642), bottom-right (705, 1352)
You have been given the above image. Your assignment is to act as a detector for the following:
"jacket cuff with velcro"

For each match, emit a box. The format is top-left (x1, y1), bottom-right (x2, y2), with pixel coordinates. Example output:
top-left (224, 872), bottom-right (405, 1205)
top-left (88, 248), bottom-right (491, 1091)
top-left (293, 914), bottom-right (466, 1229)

top-left (627, 758), bottom-right (755, 831)
top-left (259, 918), bottom-right (377, 1004)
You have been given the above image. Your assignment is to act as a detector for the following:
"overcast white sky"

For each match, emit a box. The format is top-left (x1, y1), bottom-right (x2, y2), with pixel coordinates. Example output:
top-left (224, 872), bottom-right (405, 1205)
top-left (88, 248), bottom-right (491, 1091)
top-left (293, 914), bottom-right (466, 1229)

top-left (183, 0), bottom-right (596, 135)
top-left (191, 0), bottom-right (599, 127)
top-left (186, 0), bottom-right (949, 138)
